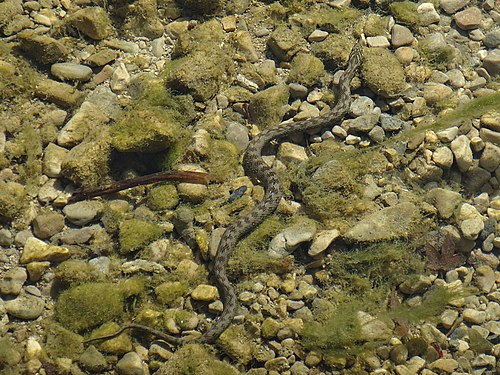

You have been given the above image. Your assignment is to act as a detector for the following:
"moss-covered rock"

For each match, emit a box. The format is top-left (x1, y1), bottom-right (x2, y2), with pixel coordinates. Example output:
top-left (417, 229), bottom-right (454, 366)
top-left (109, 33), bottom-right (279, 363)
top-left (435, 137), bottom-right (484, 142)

top-left (361, 48), bottom-right (407, 98)
top-left (267, 25), bottom-right (306, 62)
top-left (17, 30), bottom-right (70, 64)
top-left (45, 323), bottom-right (84, 360)
top-left (311, 34), bottom-right (357, 69)
top-left (61, 126), bottom-right (111, 188)
top-left (203, 139), bottom-right (240, 181)
top-left (155, 344), bottom-right (240, 375)
top-left (61, 7), bottom-right (113, 40)
top-left (248, 84), bottom-right (289, 129)
top-left (164, 48), bottom-right (233, 101)
top-left (111, 106), bottom-right (183, 153)
top-left (217, 325), bottom-right (255, 364)
top-left (364, 14), bottom-right (388, 37)
top-left (119, 218), bottom-right (164, 254)
top-left (0, 0), bottom-right (23, 33)
top-left (389, 1), bottom-right (421, 29)
top-left (146, 184), bottom-right (179, 211)
top-left (0, 336), bottom-right (21, 367)
top-left (121, 0), bottom-right (164, 38)
top-left (155, 281), bottom-right (188, 305)
top-left (419, 34), bottom-right (457, 69)
top-left (87, 322), bottom-right (133, 354)
top-left (287, 53), bottom-right (324, 87)
top-left (54, 259), bottom-right (94, 286)
top-left (55, 282), bottom-right (124, 332)
top-left (0, 181), bottom-right (26, 222)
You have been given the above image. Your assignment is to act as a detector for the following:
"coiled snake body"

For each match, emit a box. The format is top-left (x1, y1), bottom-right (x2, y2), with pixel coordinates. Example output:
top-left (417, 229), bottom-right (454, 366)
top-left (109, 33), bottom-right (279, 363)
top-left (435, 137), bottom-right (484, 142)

top-left (86, 43), bottom-right (363, 346)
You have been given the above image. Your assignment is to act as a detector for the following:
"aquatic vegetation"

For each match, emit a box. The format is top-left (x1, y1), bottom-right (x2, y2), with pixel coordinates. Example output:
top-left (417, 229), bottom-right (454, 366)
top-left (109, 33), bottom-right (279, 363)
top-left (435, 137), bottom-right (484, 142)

top-left (119, 218), bottom-right (164, 254)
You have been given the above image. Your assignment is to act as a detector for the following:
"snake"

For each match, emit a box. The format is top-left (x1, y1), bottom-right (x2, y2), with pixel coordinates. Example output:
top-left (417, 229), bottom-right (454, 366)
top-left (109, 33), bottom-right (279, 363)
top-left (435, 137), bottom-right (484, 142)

top-left (84, 42), bottom-right (363, 346)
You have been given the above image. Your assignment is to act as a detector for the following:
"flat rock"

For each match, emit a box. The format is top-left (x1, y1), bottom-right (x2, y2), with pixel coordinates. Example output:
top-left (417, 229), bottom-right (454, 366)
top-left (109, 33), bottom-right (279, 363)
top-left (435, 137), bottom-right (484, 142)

top-left (51, 63), bottom-right (93, 82)
top-left (344, 202), bottom-right (420, 242)
top-left (5, 291), bottom-right (44, 319)
top-left (20, 237), bottom-right (70, 264)
top-left (0, 267), bottom-right (27, 295)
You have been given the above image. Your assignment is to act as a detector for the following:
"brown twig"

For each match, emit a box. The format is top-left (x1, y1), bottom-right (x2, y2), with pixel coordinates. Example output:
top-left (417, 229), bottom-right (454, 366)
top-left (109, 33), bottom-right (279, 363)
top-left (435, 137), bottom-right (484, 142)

top-left (69, 171), bottom-right (211, 202)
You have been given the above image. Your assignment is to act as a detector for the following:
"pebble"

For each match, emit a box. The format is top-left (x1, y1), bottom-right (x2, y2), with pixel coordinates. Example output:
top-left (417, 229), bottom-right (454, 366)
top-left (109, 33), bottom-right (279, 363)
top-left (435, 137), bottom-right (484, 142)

top-left (63, 201), bottom-right (104, 226)
top-left (454, 7), bottom-right (482, 30)
top-left (5, 290), bottom-right (44, 319)
top-left (116, 352), bottom-right (145, 375)
top-left (308, 229), bottom-right (340, 256)
top-left (391, 24), bottom-right (414, 47)
top-left (191, 284), bottom-right (219, 302)
top-left (0, 267), bottom-right (27, 295)
top-left (307, 29), bottom-right (328, 42)
top-left (51, 63), bottom-right (93, 82)
top-left (110, 62), bottom-right (130, 93)
top-left (20, 237), bottom-right (70, 264)
top-left (32, 212), bottom-right (65, 239)
top-left (417, 3), bottom-right (441, 25)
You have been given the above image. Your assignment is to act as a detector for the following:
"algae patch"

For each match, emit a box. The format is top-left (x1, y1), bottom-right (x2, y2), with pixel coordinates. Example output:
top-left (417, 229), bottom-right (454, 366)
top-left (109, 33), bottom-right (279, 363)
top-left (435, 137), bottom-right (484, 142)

top-left (55, 282), bottom-right (124, 332)
top-left (119, 218), bottom-right (164, 254)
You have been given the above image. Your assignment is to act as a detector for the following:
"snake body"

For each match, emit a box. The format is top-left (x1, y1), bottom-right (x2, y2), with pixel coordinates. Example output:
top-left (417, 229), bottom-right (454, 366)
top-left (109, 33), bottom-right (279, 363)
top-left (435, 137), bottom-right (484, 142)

top-left (85, 43), bottom-right (363, 346)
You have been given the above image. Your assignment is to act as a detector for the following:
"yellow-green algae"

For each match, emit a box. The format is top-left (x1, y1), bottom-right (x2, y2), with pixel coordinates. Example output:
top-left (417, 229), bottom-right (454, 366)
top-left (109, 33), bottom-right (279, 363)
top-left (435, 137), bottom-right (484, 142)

top-left (419, 39), bottom-right (456, 69)
top-left (0, 181), bottom-right (26, 223)
top-left (55, 282), bottom-right (125, 332)
top-left (54, 259), bottom-right (94, 286)
top-left (389, 1), bottom-right (421, 29)
top-left (87, 322), bottom-right (133, 354)
top-left (155, 344), bottom-right (240, 375)
top-left (44, 323), bottom-right (84, 360)
top-left (287, 53), bottom-right (325, 87)
top-left (146, 184), bottom-right (180, 211)
top-left (0, 41), bottom-right (39, 100)
top-left (0, 336), bottom-right (21, 367)
top-left (119, 218), bottom-right (164, 254)
top-left (248, 84), bottom-right (290, 129)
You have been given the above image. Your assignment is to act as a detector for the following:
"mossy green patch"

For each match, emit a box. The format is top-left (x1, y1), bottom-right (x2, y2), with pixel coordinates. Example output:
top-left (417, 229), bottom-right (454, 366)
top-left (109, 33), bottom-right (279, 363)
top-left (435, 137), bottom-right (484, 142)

top-left (0, 181), bottom-right (26, 223)
top-left (0, 41), bottom-right (39, 100)
top-left (419, 39), bottom-right (456, 69)
top-left (362, 47), bottom-right (406, 98)
top-left (248, 84), bottom-right (289, 129)
top-left (311, 34), bottom-right (356, 69)
top-left (287, 141), bottom-right (386, 229)
top-left (111, 106), bottom-right (183, 153)
top-left (119, 218), bottom-right (164, 254)
top-left (312, 7), bottom-right (362, 34)
top-left (54, 259), bottom-right (94, 287)
top-left (364, 14), bottom-right (388, 37)
top-left (146, 184), bottom-right (179, 211)
top-left (389, 1), bottom-right (421, 29)
top-left (55, 282), bottom-right (124, 332)
top-left (163, 46), bottom-right (233, 101)
top-left (44, 323), bottom-right (84, 360)
top-left (203, 139), bottom-right (240, 181)
top-left (0, 336), bottom-right (21, 367)
top-left (155, 281), bottom-right (188, 305)
top-left (302, 300), bottom-right (365, 355)
top-left (393, 91), bottom-right (500, 142)
top-left (324, 242), bottom-right (425, 297)
top-left (287, 53), bottom-right (325, 87)
top-left (155, 344), bottom-right (240, 375)
top-left (61, 126), bottom-right (111, 188)
top-left (176, 0), bottom-right (227, 15)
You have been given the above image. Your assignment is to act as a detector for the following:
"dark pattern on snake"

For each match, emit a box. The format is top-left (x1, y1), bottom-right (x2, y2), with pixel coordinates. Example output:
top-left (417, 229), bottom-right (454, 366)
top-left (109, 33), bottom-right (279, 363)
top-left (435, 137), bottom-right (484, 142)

top-left (84, 43), bottom-right (363, 346)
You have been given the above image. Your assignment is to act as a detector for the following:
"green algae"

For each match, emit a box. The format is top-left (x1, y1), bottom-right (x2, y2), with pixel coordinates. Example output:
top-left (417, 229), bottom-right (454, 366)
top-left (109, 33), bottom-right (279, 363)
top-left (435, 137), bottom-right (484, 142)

top-left (54, 259), bottom-right (94, 287)
top-left (0, 336), bottom-right (21, 367)
top-left (362, 47), bottom-right (407, 98)
top-left (287, 53), bottom-right (325, 87)
top-left (55, 282), bottom-right (124, 332)
top-left (155, 281), bottom-right (188, 305)
top-left (155, 344), bottom-right (240, 375)
top-left (203, 139), bottom-right (241, 181)
top-left (146, 184), bottom-right (180, 211)
top-left (389, 1), bottom-right (421, 28)
top-left (419, 39), bottom-right (456, 69)
top-left (0, 181), bottom-right (26, 223)
top-left (44, 323), bottom-right (84, 360)
top-left (119, 218), bottom-right (164, 254)
top-left (248, 84), bottom-right (290, 128)
top-left (0, 41), bottom-right (39, 100)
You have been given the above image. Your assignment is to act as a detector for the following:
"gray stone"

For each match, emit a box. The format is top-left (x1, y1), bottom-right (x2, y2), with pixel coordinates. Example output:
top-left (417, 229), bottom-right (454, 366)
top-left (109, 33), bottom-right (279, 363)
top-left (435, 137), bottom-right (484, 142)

top-left (349, 96), bottom-right (375, 117)
top-left (425, 188), bottom-right (462, 219)
top-left (79, 345), bottom-right (108, 372)
top-left (51, 63), bottom-right (93, 82)
top-left (446, 69), bottom-right (466, 88)
top-left (344, 202), bottom-right (420, 242)
top-left (380, 113), bottom-right (404, 131)
top-left (430, 358), bottom-right (459, 373)
top-left (474, 265), bottom-right (495, 293)
top-left (417, 3), bottom-right (441, 25)
top-left (308, 29), bottom-right (328, 42)
top-left (277, 142), bottom-right (308, 163)
top-left (462, 308), bottom-right (486, 324)
top-left (43, 143), bottom-right (69, 178)
top-left (399, 275), bottom-right (432, 294)
top-left (484, 29), bottom-right (500, 48)
top-left (116, 352), bottom-right (144, 375)
top-left (483, 52), bottom-right (500, 77)
top-left (366, 36), bottom-right (390, 48)
top-left (5, 291), bottom-right (44, 319)
top-left (432, 146), bottom-right (454, 169)
top-left (436, 126), bottom-right (459, 142)
top-left (269, 222), bottom-right (316, 258)
top-left (423, 82), bottom-right (453, 105)
top-left (358, 311), bottom-right (392, 341)
top-left (440, 0), bottom-right (470, 14)
top-left (479, 143), bottom-right (500, 171)
top-left (63, 201), bottom-right (104, 226)
top-left (32, 212), bottom-right (65, 239)
top-left (454, 7), bottom-right (482, 30)
top-left (391, 24), bottom-right (413, 47)
top-left (450, 135), bottom-right (473, 172)
top-left (0, 267), bottom-right (27, 295)
top-left (368, 126), bottom-right (385, 143)
top-left (225, 121), bottom-right (249, 151)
